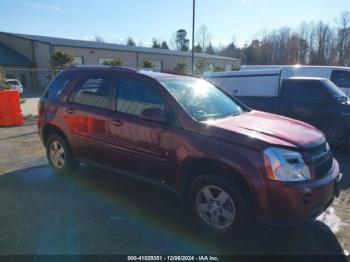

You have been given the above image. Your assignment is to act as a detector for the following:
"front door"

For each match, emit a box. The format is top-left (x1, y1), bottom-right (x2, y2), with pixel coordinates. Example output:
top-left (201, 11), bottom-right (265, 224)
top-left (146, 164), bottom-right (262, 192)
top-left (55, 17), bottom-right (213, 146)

top-left (330, 70), bottom-right (350, 97)
top-left (281, 80), bottom-right (337, 140)
top-left (105, 76), bottom-right (175, 185)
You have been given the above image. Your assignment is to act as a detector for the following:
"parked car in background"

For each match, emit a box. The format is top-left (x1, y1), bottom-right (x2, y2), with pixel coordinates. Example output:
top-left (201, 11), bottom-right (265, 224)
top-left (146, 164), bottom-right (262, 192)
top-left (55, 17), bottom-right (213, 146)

top-left (38, 66), bottom-right (342, 235)
top-left (5, 79), bottom-right (24, 94)
top-left (205, 70), bottom-right (350, 149)
top-left (240, 65), bottom-right (350, 96)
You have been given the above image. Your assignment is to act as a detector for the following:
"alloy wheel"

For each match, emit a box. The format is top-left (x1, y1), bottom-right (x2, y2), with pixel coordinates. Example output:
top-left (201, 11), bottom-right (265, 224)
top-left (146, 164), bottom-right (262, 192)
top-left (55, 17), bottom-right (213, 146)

top-left (50, 140), bottom-right (65, 169)
top-left (196, 185), bottom-right (236, 230)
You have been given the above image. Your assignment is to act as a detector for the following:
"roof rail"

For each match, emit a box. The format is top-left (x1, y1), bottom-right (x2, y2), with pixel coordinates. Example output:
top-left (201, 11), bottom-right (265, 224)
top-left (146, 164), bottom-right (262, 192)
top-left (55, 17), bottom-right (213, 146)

top-left (68, 64), bottom-right (138, 72)
top-left (69, 64), bottom-right (108, 68)
top-left (110, 66), bottom-right (138, 72)
top-left (160, 69), bottom-right (192, 76)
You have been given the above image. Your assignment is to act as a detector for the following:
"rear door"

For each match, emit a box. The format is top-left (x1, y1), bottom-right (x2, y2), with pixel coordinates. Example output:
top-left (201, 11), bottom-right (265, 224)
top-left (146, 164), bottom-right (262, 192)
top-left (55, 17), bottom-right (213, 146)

top-left (105, 75), bottom-right (175, 185)
top-left (62, 74), bottom-right (114, 163)
top-left (280, 79), bottom-right (337, 138)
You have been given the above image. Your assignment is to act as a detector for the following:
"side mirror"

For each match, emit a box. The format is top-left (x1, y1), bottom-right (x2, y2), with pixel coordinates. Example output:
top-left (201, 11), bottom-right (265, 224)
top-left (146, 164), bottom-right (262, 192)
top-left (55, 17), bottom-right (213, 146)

top-left (140, 107), bottom-right (169, 125)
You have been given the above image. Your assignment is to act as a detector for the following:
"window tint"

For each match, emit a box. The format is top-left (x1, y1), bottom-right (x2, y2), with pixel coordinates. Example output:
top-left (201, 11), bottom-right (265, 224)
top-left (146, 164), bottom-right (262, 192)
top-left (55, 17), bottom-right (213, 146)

top-left (116, 77), bottom-right (164, 116)
top-left (45, 73), bottom-right (74, 99)
top-left (69, 76), bottom-right (112, 109)
top-left (288, 80), bottom-right (324, 103)
top-left (330, 70), bottom-right (350, 87)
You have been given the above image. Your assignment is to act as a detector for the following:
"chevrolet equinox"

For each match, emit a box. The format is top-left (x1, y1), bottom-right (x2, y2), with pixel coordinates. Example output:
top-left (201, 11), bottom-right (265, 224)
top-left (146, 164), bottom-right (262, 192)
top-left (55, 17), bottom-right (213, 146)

top-left (38, 66), bottom-right (342, 234)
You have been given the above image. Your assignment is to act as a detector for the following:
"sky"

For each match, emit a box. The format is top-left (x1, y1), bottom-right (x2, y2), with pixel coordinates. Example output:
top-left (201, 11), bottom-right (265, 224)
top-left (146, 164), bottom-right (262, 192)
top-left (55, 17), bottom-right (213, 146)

top-left (0, 0), bottom-right (348, 48)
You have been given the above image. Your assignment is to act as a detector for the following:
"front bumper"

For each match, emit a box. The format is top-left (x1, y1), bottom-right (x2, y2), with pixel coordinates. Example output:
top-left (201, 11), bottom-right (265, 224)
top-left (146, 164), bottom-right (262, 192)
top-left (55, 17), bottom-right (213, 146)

top-left (258, 159), bottom-right (342, 225)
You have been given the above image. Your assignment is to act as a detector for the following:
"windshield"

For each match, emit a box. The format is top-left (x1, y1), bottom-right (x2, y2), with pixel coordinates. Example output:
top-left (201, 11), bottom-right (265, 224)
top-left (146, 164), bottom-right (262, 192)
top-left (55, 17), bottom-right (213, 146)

top-left (323, 79), bottom-right (349, 104)
top-left (161, 78), bottom-right (244, 121)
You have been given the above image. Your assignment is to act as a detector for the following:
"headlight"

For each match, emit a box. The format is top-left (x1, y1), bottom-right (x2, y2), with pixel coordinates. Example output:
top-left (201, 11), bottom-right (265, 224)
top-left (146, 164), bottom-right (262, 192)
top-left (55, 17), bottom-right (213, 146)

top-left (263, 147), bottom-right (311, 182)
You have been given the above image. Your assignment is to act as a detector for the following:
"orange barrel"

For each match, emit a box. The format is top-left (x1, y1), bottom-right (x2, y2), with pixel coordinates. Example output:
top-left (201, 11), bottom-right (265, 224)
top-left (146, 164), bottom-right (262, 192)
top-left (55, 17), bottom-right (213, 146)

top-left (0, 115), bottom-right (13, 127)
top-left (0, 91), bottom-right (7, 125)
top-left (0, 90), bottom-right (24, 127)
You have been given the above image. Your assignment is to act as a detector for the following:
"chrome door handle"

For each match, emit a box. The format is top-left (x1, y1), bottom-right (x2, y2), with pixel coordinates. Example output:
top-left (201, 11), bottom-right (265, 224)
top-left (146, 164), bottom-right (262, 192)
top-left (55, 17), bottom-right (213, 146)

top-left (111, 119), bottom-right (123, 126)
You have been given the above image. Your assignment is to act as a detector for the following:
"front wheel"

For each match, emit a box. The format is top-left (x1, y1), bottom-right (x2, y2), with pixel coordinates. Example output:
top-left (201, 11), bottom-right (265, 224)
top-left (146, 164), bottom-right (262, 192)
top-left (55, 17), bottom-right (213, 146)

top-left (189, 175), bottom-right (251, 235)
top-left (46, 134), bottom-right (78, 174)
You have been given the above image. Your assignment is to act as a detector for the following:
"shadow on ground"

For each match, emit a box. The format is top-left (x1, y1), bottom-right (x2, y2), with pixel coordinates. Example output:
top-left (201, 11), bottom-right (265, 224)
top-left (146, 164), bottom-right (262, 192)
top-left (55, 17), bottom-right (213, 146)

top-left (0, 164), bottom-right (346, 255)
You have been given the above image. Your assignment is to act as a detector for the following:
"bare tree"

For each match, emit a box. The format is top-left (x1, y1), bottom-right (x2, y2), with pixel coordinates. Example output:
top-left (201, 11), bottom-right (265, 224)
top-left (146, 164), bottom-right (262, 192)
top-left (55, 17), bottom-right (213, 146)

top-left (196, 25), bottom-right (211, 53)
top-left (217, 10), bottom-right (350, 66)
top-left (310, 21), bottom-right (333, 65)
top-left (337, 11), bottom-right (350, 65)
top-left (133, 10), bottom-right (350, 66)
top-left (298, 22), bottom-right (311, 64)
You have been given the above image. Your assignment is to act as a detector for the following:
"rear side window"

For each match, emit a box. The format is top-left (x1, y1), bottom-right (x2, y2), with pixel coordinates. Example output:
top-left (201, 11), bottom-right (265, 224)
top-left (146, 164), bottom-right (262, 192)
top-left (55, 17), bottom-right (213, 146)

top-left (69, 75), bottom-right (113, 109)
top-left (45, 73), bottom-right (74, 99)
top-left (116, 77), bottom-right (164, 116)
top-left (288, 80), bottom-right (325, 104)
top-left (330, 70), bottom-right (350, 87)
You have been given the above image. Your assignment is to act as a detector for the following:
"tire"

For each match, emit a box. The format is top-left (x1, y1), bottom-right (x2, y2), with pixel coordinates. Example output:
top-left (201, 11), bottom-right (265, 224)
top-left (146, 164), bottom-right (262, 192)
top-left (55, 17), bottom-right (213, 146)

top-left (347, 135), bottom-right (350, 152)
top-left (46, 134), bottom-right (78, 174)
top-left (189, 175), bottom-right (251, 235)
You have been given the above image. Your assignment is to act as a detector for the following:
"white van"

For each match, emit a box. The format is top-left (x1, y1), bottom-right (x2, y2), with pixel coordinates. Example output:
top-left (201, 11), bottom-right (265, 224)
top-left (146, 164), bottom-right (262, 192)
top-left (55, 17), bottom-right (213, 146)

top-left (240, 65), bottom-right (350, 96)
top-left (203, 69), bottom-right (292, 97)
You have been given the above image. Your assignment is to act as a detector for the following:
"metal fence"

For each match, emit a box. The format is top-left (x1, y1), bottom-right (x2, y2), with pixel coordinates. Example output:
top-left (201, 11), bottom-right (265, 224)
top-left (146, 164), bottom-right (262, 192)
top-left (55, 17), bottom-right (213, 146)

top-left (0, 67), bottom-right (61, 94)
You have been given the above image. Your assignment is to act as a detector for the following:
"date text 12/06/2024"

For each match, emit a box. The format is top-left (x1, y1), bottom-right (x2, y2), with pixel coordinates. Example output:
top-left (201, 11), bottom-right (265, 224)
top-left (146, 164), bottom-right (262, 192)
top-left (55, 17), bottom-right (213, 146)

top-left (127, 256), bottom-right (220, 261)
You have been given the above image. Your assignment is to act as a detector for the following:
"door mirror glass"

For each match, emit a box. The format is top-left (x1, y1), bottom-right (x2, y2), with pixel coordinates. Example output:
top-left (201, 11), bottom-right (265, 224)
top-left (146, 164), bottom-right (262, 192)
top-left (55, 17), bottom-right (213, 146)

top-left (140, 107), bottom-right (168, 124)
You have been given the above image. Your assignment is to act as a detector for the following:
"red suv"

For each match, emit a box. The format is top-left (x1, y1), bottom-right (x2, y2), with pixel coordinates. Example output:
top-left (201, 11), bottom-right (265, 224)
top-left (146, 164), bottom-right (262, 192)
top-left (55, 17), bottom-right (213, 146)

top-left (38, 66), bottom-right (342, 234)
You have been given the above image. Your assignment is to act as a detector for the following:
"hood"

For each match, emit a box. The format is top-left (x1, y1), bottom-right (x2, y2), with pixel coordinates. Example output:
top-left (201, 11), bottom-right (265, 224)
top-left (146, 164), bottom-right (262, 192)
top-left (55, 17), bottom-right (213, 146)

top-left (202, 110), bottom-right (325, 150)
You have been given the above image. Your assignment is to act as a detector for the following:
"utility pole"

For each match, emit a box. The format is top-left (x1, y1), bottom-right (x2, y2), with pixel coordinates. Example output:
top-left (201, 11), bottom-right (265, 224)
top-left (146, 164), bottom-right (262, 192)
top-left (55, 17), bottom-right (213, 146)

top-left (191, 0), bottom-right (196, 76)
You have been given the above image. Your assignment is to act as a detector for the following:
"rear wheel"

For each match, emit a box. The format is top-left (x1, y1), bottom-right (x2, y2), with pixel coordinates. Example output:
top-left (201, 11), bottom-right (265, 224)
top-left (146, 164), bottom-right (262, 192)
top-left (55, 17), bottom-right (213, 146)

top-left (189, 175), bottom-right (251, 235)
top-left (46, 134), bottom-right (78, 174)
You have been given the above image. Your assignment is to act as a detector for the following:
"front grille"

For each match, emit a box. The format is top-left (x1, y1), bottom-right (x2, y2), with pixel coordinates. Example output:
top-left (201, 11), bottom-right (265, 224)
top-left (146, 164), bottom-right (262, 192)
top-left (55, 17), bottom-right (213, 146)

top-left (307, 142), bottom-right (328, 156)
top-left (305, 143), bottom-right (333, 179)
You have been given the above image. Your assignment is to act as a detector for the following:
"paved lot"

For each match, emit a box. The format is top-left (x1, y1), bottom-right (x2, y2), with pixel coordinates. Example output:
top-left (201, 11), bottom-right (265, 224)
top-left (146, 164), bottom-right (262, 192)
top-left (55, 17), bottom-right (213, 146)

top-left (0, 118), bottom-right (349, 255)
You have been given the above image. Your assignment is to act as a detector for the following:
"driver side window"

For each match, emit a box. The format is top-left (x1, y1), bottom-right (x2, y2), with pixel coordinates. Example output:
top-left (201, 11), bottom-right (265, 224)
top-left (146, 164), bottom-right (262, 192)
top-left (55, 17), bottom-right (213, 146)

top-left (289, 80), bottom-right (324, 104)
top-left (331, 70), bottom-right (350, 87)
top-left (116, 77), bottom-right (165, 116)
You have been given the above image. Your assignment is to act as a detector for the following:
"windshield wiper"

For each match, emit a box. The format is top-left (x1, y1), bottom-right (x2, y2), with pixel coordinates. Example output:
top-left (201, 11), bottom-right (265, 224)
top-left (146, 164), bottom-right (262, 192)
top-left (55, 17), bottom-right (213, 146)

top-left (203, 112), bottom-right (242, 121)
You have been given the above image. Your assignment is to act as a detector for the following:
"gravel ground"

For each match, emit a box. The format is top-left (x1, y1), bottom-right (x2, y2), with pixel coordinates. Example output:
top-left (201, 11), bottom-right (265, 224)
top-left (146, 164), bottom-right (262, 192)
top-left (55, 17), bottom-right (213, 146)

top-left (0, 118), bottom-right (349, 255)
top-left (0, 117), bottom-right (45, 175)
top-left (330, 149), bottom-right (350, 255)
